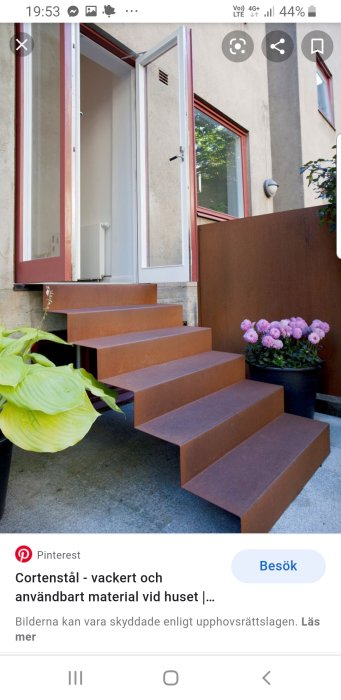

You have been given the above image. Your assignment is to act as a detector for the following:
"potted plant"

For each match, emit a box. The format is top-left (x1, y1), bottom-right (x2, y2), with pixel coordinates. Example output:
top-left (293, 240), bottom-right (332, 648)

top-left (0, 314), bottom-right (122, 518)
top-left (241, 316), bottom-right (330, 418)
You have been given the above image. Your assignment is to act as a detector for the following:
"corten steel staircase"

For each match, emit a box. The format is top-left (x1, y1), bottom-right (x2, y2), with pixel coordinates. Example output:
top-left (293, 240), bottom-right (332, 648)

top-left (44, 283), bottom-right (330, 533)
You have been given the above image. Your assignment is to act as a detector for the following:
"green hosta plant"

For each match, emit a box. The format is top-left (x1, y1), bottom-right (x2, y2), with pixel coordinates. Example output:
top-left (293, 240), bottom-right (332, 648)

top-left (0, 324), bottom-right (122, 452)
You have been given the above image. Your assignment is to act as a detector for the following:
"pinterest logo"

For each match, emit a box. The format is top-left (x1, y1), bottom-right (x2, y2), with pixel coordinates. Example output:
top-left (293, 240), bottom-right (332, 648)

top-left (15, 546), bottom-right (33, 563)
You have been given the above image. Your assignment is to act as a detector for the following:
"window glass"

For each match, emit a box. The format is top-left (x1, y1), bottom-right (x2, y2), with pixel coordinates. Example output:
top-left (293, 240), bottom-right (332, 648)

top-left (316, 67), bottom-right (333, 123)
top-left (195, 108), bottom-right (244, 217)
top-left (30, 24), bottom-right (61, 259)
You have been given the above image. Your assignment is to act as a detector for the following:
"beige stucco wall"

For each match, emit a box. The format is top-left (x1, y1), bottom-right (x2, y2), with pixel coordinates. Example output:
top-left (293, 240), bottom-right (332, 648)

top-left (191, 23), bottom-right (274, 217)
top-left (106, 22), bottom-right (341, 218)
top-left (102, 23), bottom-right (274, 218)
top-left (296, 24), bottom-right (340, 207)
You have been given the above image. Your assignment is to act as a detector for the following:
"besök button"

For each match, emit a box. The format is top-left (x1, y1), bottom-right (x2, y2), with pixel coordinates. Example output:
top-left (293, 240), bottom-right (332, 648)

top-left (232, 550), bottom-right (325, 583)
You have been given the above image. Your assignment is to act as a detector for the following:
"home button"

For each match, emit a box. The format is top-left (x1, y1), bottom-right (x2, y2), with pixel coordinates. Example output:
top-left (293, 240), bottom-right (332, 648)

top-left (163, 670), bottom-right (179, 686)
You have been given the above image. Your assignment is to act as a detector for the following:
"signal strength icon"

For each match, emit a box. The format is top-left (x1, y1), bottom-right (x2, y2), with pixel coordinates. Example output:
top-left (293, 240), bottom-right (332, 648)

top-left (264, 6), bottom-right (275, 16)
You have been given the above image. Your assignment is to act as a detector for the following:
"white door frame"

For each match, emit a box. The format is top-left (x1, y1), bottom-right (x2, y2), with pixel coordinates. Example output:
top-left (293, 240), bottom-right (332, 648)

top-left (136, 26), bottom-right (191, 283)
top-left (71, 23), bottom-right (81, 281)
top-left (74, 30), bottom-right (136, 283)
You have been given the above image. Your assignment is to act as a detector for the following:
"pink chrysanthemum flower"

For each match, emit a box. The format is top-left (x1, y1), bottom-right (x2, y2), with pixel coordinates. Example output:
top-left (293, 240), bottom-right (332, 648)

top-left (292, 327), bottom-right (303, 340)
top-left (241, 319), bottom-right (252, 331)
top-left (256, 318), bottom-right (270, 333)
top-left (243, 329), bottom-right (258, 344)
top-left (308, 332), bottom-right (320, 345)
top-left (272, 339), bottom-right (284, 350)
top-left (311, 320), bottom-right (330, 334)
top-left (311, 319), bottom-right (323, 329)
top-left (262, 334), bottom-right (274, 348)
top-left (270, 327), bottom-right (281, 339)
top-left (291, 317), bottom-right (309, 333)
top-left (280, 326), bottom-right (292, 338)
top-left (312, 327), bottom-right (325, 339)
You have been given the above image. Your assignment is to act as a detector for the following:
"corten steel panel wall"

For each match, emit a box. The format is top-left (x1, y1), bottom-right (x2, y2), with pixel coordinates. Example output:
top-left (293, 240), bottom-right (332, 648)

top-left (198, 206), bottom-right (341, 396)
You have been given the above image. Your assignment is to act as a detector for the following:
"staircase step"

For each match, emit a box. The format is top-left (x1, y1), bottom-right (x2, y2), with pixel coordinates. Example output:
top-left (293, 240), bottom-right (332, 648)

top-left (43, 283), bottom-right (331, 534)
top-left (104, 351), bottom-right (245, 424)
top-left (183, 413), bottom-right (330, 533)
top-left (139, 380), bottom-right (284, 482)
top-left (78, 326), bottom-right (213, 378)
top-left (54, 305), bottom-right (184, 342)
top-left (44, 283), bottom-right (157, 310)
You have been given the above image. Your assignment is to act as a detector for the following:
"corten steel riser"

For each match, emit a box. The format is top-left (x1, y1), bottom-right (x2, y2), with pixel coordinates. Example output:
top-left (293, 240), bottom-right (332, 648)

top-left (64, 304), bottom-right (183, 342)
top-left (138, 380), bottom-right (284, 482)
top-left (184, 413), bottom-right (330, 533)
top-left (46, 283), bottom-right (330, 533)
top-left (80, 327), bottom-right (213, 378)
top-left (104, 352), bottom-right (246, 424)
top-left (44, 283), bottom-right (157, 310)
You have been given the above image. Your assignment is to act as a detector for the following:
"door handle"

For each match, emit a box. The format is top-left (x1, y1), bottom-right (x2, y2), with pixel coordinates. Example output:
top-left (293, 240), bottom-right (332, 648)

top-left (169, 146), bottom-right (184, 162)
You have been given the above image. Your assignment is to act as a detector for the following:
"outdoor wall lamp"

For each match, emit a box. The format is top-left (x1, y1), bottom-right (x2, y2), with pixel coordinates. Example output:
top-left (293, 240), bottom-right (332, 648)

top-left (263, 178), bottom-right (279, 197)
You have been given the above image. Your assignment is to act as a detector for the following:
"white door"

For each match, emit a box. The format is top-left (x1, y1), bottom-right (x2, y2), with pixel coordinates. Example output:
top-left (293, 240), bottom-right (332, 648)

top-left (136, 27), bottom-right (193, 283)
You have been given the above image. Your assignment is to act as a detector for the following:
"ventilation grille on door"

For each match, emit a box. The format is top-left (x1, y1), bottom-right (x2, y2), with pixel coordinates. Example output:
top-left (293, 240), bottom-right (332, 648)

top-left (158, 69), bottom-right (169, 85)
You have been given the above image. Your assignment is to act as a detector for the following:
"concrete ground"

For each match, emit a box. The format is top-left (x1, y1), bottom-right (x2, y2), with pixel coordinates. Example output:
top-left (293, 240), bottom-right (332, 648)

top-left (0, 406), bottom-right (340, 534)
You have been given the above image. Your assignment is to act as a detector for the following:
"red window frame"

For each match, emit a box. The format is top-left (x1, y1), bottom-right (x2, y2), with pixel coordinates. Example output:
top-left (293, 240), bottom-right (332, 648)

top-left (316, 54), bottom-right (335, 128)
top-left (194, 96), bottom-right (249, 222)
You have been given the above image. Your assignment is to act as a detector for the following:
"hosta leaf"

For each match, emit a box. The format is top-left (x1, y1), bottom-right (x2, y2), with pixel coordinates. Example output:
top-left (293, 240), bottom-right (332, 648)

top-left (0, 332), bottom-right (37, 357)
top-left (0, 395), bottom-right (99, 452)
top-left (0, 364), bottom-right (85, 414)
top-left (1, 327), bottom-right (36, 338)
top-left (27, 353), bottom-right (56, 367)
top-left (6, 327), bottom-right (70, 345)
top-left (0, 356), bottom-right (28, 387)
top-left (1, 328), bottom-right (69, 356)
top-left (77, 368), bottom-right (123, 413)
top-left (0, 336), bottom-right (17, 352)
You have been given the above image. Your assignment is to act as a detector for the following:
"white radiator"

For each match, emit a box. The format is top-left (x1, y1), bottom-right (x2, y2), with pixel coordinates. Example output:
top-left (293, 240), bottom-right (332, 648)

top-left (80, 223), bottom-right (109, 280)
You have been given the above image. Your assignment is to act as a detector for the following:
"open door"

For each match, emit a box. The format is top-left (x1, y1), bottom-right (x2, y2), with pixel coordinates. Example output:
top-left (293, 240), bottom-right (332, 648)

top-left (136, 27), bottom-right (193, 283)
top-left (15, 24), bottom-right (79, 283)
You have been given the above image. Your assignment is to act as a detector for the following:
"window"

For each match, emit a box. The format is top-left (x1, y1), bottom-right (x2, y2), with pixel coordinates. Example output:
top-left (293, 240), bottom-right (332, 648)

top-left (25, 24), bottom-right (62, 260)
top-left (316, 55), bottom-right (334, 126)
top-left (194, 98), bottom-right (248, 220)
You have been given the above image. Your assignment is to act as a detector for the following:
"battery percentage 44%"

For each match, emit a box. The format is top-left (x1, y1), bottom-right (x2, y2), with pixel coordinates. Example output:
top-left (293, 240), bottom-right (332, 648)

top-left (280, 5), bottom-right (305, 16)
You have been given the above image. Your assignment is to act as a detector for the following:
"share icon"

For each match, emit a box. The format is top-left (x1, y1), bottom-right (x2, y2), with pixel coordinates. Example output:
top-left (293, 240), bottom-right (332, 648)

top-left (262, 30), bottom-right (294, 62)
top-left (270, 37), bottom-right (286, 54)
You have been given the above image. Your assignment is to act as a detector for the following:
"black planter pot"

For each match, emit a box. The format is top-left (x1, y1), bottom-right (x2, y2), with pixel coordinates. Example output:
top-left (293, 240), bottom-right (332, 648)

top-left (0, 431), bottom-right (13, 519)
top-left (247, 363), bottom-right (322, 419)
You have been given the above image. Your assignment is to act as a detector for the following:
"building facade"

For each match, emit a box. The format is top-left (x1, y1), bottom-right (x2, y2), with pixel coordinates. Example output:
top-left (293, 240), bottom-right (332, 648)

top-left (0, 21), bottom-right (339, 328)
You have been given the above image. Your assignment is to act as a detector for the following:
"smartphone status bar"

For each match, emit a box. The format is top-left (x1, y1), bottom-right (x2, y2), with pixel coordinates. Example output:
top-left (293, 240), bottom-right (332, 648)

top-left (1, 1), bottom-right (341, 23)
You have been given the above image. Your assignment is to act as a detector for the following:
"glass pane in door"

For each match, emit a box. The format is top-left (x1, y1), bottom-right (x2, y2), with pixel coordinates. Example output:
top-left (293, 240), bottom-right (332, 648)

top-left (145, 45), bottom-right (183, 268)
top-left (195, 109), bottom-right (244, 217)
top-left (29, 25), bottom-right (61, 260)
